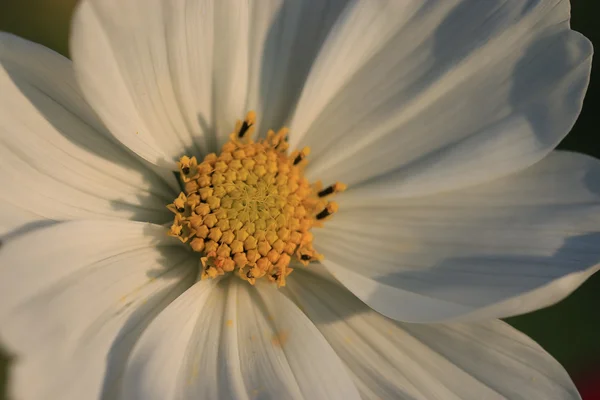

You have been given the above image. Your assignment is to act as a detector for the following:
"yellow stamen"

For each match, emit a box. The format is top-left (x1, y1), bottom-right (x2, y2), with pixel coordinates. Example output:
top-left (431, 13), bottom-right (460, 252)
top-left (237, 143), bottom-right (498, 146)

top-left (317, 182), bottom-right (347, 198)
top-left (178, 156), bottom-right (199, 183)
top-left (167, 111), bottom-right (344, 287)
top-left (315, 202), bottom-right (339, 221)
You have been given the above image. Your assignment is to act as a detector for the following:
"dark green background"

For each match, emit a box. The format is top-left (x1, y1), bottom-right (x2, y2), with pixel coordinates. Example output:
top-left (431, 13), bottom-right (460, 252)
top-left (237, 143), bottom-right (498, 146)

top-left (1, 0), bottom-right (599, 398)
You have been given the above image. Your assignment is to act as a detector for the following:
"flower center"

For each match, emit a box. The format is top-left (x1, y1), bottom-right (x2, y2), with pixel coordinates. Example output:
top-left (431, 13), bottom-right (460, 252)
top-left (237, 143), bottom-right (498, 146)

top-left (167, 112), bottom-right (345, 287)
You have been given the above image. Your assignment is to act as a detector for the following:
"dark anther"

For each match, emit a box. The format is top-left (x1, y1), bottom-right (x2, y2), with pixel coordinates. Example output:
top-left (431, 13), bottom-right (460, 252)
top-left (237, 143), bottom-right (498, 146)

top-left (238, 121), bottom-right (252, 137)
top-left (300, 254), bottom-right (311, 261)
top-left (177, 207), bottom-right (185, 213)
top-left (182, 166), bottom-right (190, 175)
top-left (316, 207), bottom-right (331, 220)
top-left (246, 271), bottom-right (254, 279)
top-left (293, 154), bottom-right (304, 165)
top-left (318, 185), bottom-right (335, 197)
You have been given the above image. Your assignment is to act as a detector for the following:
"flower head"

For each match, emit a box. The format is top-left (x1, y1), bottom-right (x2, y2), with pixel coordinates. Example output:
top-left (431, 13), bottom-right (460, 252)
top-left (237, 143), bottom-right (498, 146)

top-left (0, 1), bottom-right (598, 399)
top-left (167, 111), bottom-right (344, 286)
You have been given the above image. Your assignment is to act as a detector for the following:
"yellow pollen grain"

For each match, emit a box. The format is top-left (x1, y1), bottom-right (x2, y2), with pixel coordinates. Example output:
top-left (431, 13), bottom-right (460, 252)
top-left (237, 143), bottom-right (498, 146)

top-left (271, 330), bottom-right (289, 348)
top-left (167, 111), bottom-right (345, 286)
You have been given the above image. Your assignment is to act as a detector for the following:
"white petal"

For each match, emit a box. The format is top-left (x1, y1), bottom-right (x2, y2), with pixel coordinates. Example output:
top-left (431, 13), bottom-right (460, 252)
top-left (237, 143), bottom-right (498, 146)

top-left (317, 151), bottom-right (600, 322)
top-left (122, 277), bottom-right (360, 400)
top-left (71, 0), bottom-right (353, 164)
top-left (241, 0), bottom-right (351, 140)
top-left (0, 33), bottom-right (175, 236)
top-left (72, 0), bottom-right (210, 167)
top-left (291, 0), bottom-right (592, 197)
top-left (0, 220), bottom-right (197, 400)
top-left (283, 271), bottom-right (580, 400)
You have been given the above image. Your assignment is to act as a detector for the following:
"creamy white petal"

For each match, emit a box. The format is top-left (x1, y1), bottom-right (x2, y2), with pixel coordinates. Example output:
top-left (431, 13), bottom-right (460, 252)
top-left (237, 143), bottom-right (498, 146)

top-left (122, 277), bottom-right (360, 400)
top-left (0, 220), bottom-right (197, 400)
top-left (0, 33), bottom-right (175, 236)
top-left (283, 271), bottom-right (580, 400)
top-left (72, 0), bottom-right (209, 167)
top-left (241, 0), bottom-right (351, 140)
top-left (291, 0), bottom-right (592, 197)
top-left (317, 151), bottom-right (600, 322)
top-left (71, 0), bottom-right (350, 165)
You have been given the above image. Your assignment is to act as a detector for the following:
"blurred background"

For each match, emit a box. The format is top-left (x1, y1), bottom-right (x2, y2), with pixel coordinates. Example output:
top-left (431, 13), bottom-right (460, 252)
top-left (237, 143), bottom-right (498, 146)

top-left (1, 0), bottom-right (599, 398)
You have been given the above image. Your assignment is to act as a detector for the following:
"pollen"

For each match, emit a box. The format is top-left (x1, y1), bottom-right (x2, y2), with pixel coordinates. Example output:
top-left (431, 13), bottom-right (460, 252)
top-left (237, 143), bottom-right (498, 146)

top-left (167, 112), bottom-right (345, 287)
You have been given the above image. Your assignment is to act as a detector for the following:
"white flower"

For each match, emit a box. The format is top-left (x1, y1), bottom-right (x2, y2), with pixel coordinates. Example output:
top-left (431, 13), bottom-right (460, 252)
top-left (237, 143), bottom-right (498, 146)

top-left (0, 0), bottom-right (597, 399)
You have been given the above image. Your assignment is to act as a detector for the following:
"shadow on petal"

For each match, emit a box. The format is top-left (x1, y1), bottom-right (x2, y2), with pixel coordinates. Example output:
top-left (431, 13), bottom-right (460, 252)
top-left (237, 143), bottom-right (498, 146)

top-left (258, 0), bottom-right (351, 133)
top-left (1, 219), bottom-right (58, 242)
top-left (4, 55), bottom-right (178, 224)
top-left (367, 230), bottom-right (600, 322)
top-left (0, 344), bottom-right (13, 399)
top-left (5, 64), bottom-right (137, 170)
top-left (97, 223), bottom-right (198, 399)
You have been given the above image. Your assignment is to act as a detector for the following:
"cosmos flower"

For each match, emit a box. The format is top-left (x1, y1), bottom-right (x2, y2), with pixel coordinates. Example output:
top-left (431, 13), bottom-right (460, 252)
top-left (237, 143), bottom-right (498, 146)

top-left (0, 0), bottom-right (598, 399)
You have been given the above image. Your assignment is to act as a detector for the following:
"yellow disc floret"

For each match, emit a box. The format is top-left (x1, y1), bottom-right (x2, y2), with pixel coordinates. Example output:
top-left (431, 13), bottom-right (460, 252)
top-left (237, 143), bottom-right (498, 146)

top-left (167, 112), bottom-right (345, 287)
